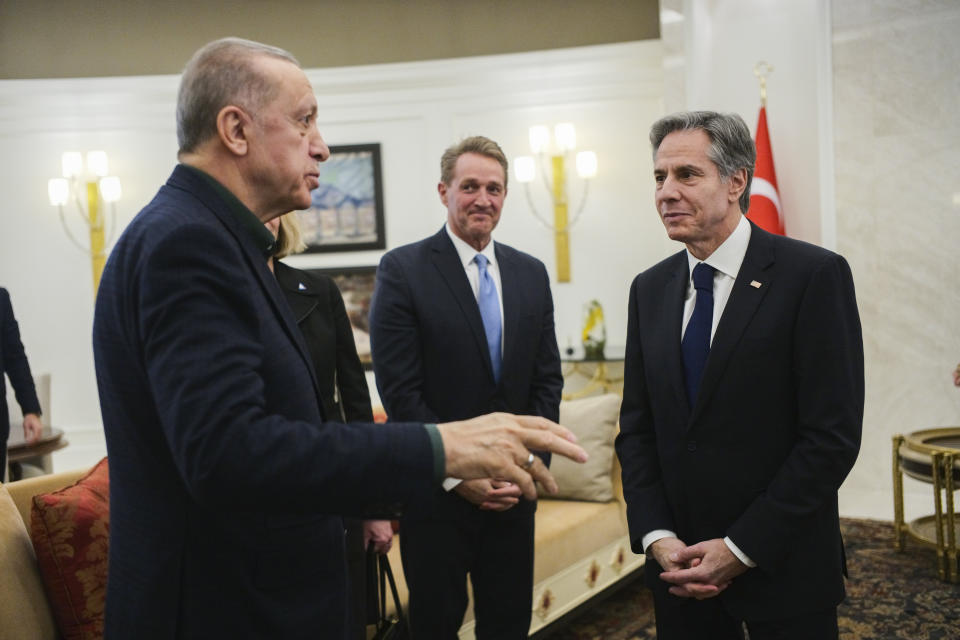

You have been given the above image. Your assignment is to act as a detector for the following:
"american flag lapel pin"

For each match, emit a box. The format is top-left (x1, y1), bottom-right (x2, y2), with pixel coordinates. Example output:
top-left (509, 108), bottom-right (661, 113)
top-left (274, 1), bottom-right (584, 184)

top-left (750, 280), bottom-right (762, 289)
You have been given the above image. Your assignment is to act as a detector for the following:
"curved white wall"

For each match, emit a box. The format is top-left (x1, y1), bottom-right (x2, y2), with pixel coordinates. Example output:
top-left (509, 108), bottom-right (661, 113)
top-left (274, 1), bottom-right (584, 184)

top-left (0, 42), bottom-right (667, 472)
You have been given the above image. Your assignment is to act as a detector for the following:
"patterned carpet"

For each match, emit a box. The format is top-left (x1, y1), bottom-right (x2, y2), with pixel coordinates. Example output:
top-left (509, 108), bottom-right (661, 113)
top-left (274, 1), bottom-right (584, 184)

top-left (538, 519), bottom-right (960, 639)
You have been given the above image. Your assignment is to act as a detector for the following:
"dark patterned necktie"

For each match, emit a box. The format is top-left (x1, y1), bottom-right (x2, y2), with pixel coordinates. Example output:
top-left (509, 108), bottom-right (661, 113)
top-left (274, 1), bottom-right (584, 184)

top-left (681, 262), bottom-right (716, 405)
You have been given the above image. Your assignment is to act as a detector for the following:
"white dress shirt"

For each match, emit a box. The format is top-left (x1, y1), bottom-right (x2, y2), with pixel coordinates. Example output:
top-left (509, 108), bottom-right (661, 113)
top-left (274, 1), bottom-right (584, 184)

top-left (442, 223), bottom-right (505, 491)
top-left (642, 215), bottom-right (757, 568)
top-left (444, 223), bottom-right (505, 336)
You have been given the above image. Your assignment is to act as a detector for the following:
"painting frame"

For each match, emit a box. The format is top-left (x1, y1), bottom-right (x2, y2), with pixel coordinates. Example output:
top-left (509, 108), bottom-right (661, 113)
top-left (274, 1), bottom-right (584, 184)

top-left (296, 143), bottom-right (386, 253)
top-left (306, 265), bottom-right (377, 368)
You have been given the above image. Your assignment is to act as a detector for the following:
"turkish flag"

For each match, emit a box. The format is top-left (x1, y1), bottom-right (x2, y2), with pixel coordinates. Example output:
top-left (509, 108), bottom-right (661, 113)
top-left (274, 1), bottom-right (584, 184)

top-left (746, 106), bottom-right (785, 235)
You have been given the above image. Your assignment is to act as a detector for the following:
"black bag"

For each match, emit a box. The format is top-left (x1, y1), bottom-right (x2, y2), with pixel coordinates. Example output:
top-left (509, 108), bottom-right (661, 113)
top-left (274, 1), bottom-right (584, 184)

top-left (371, 549), bottom-right (410, 640)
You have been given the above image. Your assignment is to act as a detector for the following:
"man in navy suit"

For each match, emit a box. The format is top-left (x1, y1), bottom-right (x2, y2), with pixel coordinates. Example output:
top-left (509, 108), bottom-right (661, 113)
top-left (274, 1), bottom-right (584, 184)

top-left (370, 136), bottom-right (563, 639)
top-left (93, 39), bottom-right (585, 639)
top-left (615, 111), bottom-right (863, 640)
top-left (1, 287), bottom-right (43, 478)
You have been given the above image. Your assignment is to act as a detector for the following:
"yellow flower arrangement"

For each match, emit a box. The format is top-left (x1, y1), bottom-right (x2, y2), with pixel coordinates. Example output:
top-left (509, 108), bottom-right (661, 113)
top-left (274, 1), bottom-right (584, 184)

top-left (582, 300), bottom-right (606, 360)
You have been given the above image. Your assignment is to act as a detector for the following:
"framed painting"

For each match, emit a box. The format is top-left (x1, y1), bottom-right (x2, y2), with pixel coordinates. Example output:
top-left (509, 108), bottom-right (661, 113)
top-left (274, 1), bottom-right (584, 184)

top-left (307, 266), bottom-right (377, 366)
top-left (296, 143), bottom-right (386, 253)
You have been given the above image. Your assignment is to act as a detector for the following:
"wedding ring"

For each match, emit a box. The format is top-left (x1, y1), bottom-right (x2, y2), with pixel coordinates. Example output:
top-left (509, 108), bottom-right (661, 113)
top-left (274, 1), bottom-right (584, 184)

top-left (522, 452), bottom-right (535, 470)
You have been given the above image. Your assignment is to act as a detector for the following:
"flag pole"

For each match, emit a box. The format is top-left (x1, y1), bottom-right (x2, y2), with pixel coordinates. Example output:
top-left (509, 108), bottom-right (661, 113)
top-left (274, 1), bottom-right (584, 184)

top-left (753, 61), bottom-right (773, 108)
top-left (747, 61), bottom-right (785, 236)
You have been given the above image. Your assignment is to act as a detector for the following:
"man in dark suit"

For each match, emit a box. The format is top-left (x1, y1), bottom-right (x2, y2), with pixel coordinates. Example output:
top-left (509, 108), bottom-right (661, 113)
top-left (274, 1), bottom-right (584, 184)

top-left (369, 136), bottom-right (563, 639)
top-left (1, 287), bottom-right (43, 478)
top-left (92, 39), bottom-right (585, 639)
top-left (615, 111), bottom-right (863, 640)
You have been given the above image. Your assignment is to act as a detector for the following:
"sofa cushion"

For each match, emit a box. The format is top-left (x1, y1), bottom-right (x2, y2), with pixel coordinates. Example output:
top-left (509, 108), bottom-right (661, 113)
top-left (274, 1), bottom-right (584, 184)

top-left (0, 485), bottom-right (58, 640)
top-left (30, 457), bottom-right (109, 640)
top-left (548, 393), bottom-right (621, 502)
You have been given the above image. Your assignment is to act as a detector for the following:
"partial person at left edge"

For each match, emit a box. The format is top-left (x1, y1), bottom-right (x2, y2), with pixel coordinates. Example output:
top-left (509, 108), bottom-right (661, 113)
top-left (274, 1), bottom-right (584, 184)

top-left (1, 287), bottom-right (44, 481)
top-left (92, 37), bottom-right (587, 640)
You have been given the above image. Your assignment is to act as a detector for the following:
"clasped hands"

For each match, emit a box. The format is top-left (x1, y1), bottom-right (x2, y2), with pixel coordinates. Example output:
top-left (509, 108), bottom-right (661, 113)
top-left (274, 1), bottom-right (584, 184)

top-left (455, 478), bottom-right (522, 511)
top-left (651, 537), bottom-right (749, 599)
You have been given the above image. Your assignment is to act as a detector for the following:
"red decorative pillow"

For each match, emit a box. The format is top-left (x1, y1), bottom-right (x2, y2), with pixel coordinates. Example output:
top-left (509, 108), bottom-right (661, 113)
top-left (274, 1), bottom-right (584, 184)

top-left (30, 457), bottom-right (109, 640)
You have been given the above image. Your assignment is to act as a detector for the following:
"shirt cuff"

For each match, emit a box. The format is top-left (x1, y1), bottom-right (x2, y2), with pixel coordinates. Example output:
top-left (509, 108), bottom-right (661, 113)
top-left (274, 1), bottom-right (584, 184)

top-left (441, 478), bottom-right (463, 491)
top-left (642, 529), bottom-right (677, 554)
top-left (423, 423), bottom-right (445, 485)
top-left (723, 536), bottom-right (757, 568)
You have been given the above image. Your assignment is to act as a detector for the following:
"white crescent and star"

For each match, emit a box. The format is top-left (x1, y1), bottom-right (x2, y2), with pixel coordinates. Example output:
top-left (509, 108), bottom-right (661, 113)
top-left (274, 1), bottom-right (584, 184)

top-left (751, 177), bottom-right (782, 220)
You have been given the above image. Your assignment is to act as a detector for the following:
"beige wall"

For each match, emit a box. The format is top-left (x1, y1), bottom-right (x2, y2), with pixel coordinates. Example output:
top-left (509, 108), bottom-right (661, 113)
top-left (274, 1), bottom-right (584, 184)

top-left (0, 0), bottom-right (658, 79)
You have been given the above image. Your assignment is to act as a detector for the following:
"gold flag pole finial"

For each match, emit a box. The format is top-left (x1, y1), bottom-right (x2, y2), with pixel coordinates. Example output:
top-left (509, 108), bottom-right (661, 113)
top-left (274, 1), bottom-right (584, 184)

top-left (753, 61), bottom-right (773, 107)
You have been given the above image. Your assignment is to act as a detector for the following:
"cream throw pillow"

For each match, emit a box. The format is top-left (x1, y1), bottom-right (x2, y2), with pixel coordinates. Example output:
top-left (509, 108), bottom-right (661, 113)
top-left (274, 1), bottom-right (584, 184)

top-left (546, 393), bottom-right (621, 502)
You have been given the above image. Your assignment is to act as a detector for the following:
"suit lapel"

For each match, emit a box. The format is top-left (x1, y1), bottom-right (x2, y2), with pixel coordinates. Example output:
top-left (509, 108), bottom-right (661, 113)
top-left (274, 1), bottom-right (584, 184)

top-left (497, 245), bottom-right (520, 382)
top-left (173, 167), bottom-right (323, 413)
top-left (238, 231), bottom-right (325, 415)
top-left (660, 253), bottom-right (690, 418)
top-left (429, 229), bottom-right (495, 380)
top-left (690, 225), bottom-right (774, 425)
top-left (275, 262), bottom-right (319, 324)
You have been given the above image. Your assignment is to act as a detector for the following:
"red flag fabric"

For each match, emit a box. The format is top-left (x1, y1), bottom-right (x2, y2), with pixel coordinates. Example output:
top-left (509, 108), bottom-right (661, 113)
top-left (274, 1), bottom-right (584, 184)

top-left (746, 106), bottom-right (785, 235)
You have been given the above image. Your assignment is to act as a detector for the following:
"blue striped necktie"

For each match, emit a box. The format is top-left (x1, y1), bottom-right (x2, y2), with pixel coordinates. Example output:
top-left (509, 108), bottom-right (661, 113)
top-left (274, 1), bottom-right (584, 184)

top-left (474, 254), bottom-right (502, 383)
top-left (681, 262), bottom-right (716, 405)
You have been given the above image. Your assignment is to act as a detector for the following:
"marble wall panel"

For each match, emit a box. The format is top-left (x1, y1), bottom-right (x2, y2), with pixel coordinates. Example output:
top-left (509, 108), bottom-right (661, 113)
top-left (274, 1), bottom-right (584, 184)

top-left (833, 0), bottom-right (960, 519)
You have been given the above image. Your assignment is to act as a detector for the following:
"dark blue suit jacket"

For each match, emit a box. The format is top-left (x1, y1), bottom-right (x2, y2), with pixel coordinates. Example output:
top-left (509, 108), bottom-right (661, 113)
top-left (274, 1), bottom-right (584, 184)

top-left (93, 165), bottom-right (436, 639)
top-left (1, 287), bottom-right (41, 471)
top-left (615, 223), bottom-right (864, 620)
top-left (369, 227), bottom-right (562, 520)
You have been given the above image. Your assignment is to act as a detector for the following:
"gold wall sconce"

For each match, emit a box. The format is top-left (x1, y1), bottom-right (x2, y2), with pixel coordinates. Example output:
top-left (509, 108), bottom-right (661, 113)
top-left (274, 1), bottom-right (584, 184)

top-left (48, 151), bottom-right (121, 294)
top-left (514, 124), bottom-right (596, 283)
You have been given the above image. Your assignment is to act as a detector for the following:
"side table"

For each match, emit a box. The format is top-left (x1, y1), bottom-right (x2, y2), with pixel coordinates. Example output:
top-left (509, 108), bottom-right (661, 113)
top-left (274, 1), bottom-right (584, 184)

top-left (892, 427), bottom-right (960, 583)
top-left (5, 427), bottom-right (68, 481)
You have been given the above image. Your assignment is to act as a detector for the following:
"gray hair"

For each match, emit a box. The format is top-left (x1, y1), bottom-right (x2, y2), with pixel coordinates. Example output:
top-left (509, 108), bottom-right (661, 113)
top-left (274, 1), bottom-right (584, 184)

top-left (649, 111), bottom-right (755, 213)
top-left (177, 37), bottom-right (300, 154)
top-left (440, 136), bottom-right (509, 189)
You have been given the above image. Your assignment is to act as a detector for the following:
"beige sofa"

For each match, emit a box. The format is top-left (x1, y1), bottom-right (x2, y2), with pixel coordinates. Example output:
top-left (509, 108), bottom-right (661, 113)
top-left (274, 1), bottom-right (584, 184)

top-left (0, 394), bottom-right (642, 639)
top-left (0, 468), bottom-right (86, 640)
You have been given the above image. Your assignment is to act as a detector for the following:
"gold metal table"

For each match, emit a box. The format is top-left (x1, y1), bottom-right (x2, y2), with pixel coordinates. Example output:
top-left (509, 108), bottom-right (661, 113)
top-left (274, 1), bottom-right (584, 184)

top-left (892, 427), bottom-right (960, 582)
top-left (561, 359), bottom-right (624, 400)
